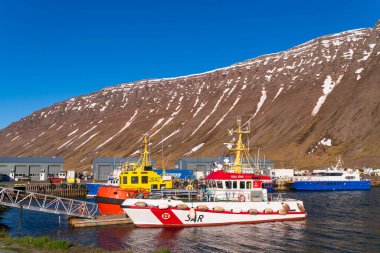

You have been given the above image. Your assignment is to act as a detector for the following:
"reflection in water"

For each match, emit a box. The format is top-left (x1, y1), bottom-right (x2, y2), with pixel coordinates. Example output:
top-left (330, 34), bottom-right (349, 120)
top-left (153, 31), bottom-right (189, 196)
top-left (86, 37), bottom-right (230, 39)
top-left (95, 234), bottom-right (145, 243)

top-left (0, 189), bottom-right (379, 252)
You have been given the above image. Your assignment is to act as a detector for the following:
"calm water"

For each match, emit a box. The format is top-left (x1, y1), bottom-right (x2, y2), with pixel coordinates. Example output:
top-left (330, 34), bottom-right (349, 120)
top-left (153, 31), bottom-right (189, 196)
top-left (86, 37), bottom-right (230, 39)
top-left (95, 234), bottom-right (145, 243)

top-left (1, 189), bottom-right (379, 252)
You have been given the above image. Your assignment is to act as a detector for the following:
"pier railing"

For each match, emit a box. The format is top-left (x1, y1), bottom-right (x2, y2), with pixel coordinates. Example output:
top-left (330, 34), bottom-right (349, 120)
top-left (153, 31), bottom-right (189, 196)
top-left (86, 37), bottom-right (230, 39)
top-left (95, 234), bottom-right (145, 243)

top-left (0, 186), bottom-right (98, 219)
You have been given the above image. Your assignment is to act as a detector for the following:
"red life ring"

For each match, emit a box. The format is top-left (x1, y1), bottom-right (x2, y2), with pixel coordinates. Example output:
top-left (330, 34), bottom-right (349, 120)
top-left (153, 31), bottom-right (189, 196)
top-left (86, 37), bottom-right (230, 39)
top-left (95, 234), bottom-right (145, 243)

top-left (238, 194), bottom-right (246, 202)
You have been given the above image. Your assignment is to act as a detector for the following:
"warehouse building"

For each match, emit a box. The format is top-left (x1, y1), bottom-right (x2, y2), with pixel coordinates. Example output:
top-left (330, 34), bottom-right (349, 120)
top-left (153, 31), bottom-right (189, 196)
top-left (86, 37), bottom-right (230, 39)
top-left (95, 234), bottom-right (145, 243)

top-left (0, 157), bottom-right (64, 182)
top-left (92, 158), bottom-right (156, 180)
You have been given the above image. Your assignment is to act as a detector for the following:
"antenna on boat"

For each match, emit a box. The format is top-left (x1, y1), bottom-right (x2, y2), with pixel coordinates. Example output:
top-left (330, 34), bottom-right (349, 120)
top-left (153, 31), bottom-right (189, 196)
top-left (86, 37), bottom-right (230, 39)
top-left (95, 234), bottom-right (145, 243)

top-left (162, 134), bottom-right (166, 176)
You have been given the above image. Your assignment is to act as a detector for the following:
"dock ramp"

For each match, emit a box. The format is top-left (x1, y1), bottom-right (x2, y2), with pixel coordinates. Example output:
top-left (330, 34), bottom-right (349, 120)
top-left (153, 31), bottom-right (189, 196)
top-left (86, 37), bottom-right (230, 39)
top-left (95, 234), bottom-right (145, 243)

top-left (0, 186), bottom-right (98, 219)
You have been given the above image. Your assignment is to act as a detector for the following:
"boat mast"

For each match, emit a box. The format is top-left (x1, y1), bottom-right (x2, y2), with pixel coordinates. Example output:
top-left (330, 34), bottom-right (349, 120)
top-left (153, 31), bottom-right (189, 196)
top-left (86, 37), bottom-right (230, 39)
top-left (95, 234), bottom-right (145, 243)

top-left (133, 134), bottom-right (151, 170)
top-left (229, 118), bottom-right (250, 173)
top-left (141, 134), bottom-right (151, 168)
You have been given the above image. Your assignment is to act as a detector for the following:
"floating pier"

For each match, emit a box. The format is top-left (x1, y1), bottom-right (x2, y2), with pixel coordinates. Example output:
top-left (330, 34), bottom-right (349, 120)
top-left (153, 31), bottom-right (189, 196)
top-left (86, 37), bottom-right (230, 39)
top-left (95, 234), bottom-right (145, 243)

top-left (69, 214), bottom-right (132, 228)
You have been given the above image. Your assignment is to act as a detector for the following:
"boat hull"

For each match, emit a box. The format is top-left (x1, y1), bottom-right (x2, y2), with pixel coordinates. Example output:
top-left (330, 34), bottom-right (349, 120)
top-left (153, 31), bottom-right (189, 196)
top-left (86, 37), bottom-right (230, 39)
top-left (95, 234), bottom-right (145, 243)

top-left (86, 183), bottom-right (107, 198)
top-left (95, 186), bottom-right (149, 215)
top-left (121, 199), bottom-right (306, 227)
top-left (263, 182), bottom-right (275, 193)
top-left (291, 180), bottom-right (371, 191)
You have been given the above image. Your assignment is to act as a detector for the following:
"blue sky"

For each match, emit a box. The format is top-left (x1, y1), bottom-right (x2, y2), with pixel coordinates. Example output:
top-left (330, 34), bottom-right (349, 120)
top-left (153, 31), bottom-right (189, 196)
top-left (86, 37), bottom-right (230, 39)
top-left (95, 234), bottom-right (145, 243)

top-left (0, 0), bottom-right (379, 129)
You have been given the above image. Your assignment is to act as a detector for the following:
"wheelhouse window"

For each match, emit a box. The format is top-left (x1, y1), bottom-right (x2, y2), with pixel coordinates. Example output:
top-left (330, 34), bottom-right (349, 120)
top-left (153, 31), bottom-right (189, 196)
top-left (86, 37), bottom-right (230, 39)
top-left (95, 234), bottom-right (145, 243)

top-left (212, 181), bottom-right (216, 188)
top-left (233, 181), bottom-right (237, 189)
top-left (122, 176), bottom-right (127, 184)
top-left (131, 176), bottom-right (139, 184)
top-left (217, 181), bottom-right (223, 189)
top-left (225, 181), bottom-right (232, 189)
top-left (142, 176), bottom-right (148, 184)
top-left (151, 184), bottom-right (158, 189)
top-left (240, 181), bottom-right (245, 189)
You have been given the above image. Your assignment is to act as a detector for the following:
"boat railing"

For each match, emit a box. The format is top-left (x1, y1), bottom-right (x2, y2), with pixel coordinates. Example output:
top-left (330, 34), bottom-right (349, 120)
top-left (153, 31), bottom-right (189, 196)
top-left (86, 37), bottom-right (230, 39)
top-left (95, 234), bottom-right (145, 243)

top-left (149, 189), bottom-right (287, 203)
top-left (267, 193), bottom-right (285, 202)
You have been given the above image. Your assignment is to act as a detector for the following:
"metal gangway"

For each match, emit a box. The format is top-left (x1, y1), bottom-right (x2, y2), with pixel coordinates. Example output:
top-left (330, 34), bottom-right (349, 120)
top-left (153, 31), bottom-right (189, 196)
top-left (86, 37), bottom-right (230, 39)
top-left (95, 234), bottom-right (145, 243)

top-left (0, 186), bottom-right (98, 219)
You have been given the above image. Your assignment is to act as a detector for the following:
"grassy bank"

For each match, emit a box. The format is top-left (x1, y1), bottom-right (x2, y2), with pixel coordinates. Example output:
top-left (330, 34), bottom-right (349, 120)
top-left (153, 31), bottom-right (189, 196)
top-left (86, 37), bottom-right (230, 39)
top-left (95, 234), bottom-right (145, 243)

top-left (0, 230), bottom-right (170, 253)
top-left (0, 230), bottom-right (71, 252)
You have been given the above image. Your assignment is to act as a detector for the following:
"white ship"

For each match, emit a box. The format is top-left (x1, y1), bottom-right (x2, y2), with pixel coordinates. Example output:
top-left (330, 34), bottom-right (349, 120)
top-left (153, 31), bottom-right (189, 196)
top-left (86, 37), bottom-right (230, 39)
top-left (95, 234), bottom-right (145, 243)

top-left (121, 188), bottom-right (306, 227)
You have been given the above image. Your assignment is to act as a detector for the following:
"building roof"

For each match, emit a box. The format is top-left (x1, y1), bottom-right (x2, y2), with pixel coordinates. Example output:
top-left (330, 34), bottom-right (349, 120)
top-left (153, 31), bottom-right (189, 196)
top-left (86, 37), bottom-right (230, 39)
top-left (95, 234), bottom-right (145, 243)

top-left (92, 157), bottom-right (155, 164)
top-left (176, 158), bottom-right (221, 163)
top-left (0, 157), bottom-right (64, 163)
top-left (176, 157), bottom-right (273, 163)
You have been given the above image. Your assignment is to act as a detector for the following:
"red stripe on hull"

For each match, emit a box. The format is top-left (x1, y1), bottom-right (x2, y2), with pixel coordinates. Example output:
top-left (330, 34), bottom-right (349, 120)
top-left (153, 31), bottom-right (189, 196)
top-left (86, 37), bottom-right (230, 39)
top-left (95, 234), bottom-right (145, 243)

top-left (134, 216), bottom-right (306, 228)
top-left (125, 206), bottom-right (306, 216)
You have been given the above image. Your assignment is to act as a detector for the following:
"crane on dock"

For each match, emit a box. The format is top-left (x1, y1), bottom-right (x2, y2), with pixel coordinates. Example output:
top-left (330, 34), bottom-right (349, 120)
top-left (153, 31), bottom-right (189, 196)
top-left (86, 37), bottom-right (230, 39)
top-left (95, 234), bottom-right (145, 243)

top-left (0, 186), bottom-right (98, 219)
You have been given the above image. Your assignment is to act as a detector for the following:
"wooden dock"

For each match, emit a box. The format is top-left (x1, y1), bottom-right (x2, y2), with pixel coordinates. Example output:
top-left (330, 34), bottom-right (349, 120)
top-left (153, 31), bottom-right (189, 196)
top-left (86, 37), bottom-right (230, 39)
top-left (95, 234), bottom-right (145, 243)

top-left (69, 214), bottom-right (133, 228)
top-left (3, 182), bottom-right (89, 198)
top-left (274, 179), bottom-right (293, 191)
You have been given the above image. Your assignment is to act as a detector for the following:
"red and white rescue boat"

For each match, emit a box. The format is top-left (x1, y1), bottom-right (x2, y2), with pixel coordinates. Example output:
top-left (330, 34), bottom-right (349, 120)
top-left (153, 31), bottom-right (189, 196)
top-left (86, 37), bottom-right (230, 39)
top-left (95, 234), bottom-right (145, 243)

top-left (121, 189), bottom-right (307, 228)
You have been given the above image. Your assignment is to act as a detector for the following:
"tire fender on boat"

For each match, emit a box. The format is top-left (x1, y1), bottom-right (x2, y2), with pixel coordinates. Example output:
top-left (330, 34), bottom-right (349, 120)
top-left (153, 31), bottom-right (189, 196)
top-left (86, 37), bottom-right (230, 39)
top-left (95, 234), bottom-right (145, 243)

top-left (297, 203), bottom-right (306, 212)
top-left (282, 203), bottom-right (290, 212)
top-left (197, 205), bottom-right (208, 211)
top-left (248, 209), bottom-right (259, 215)
top-left (189, 207), bottom-right (196, 220)
top-left (279, 209), bottom-right (288, 215)
top-left (213, 206), bottom-right (224, 213)
top-left (176, 204), bottom-right (188, 210)
top-left (135, 202), bottom-right (147, 208)
top-left (264, 208), bottom-right (273, 214)
top-left (232, 208), bottom-right (242, 214)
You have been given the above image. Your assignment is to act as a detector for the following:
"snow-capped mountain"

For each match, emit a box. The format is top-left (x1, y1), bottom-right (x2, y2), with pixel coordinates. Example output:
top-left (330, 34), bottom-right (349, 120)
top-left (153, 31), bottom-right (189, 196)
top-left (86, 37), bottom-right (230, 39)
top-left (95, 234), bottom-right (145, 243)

top-left (1, 20), bottom-right (380, 170)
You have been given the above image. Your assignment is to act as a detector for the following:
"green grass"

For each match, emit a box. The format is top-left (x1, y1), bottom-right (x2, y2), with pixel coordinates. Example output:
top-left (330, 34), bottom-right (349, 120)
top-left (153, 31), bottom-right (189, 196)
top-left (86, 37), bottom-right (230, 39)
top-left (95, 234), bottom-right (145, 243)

top-left (0, 231), bottom-right (70, 250)
top-left (153, 249), bottom-right (171, 253)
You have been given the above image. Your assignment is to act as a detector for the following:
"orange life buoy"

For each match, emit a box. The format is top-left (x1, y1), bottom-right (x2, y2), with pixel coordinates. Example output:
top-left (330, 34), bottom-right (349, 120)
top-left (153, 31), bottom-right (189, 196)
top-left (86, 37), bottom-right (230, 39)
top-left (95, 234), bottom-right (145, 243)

top-left (238, 194), bottom-right (246, 202)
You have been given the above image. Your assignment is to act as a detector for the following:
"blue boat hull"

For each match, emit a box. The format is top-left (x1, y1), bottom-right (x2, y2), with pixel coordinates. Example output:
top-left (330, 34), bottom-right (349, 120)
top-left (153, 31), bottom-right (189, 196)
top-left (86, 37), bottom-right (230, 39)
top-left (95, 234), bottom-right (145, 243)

top-left (291, 180), bottom-right (371, 191)
top-left (86, 183), bottom-right (107, 197)
top-left (262, 183), bottom-right (275, 192)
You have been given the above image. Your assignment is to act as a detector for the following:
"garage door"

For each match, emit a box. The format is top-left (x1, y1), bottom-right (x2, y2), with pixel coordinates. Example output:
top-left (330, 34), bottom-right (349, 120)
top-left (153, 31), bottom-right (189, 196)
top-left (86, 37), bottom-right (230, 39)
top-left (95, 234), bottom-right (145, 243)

top-left (98, 165), bottom-right (112, 180)
top-left (15, 165), bottom-right (28, 178)
top-left (29, 165), bottom-right (41, 181)
top-left (48, 165), bottom-right (61, 178)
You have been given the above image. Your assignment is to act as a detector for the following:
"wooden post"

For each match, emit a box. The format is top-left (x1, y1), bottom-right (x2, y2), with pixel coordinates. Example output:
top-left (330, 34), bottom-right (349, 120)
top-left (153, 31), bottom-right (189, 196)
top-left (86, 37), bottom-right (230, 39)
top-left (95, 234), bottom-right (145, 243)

top-left (18, 203), bottom-right (23, 238)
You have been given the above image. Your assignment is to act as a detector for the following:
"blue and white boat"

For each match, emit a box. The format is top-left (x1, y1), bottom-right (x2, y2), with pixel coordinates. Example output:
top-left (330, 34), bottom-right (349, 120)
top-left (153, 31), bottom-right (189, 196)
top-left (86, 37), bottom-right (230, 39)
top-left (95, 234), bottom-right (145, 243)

top-left (86, 168), bottom-right (121, 197)
top-left (291, 158), bottom-right (370, 191)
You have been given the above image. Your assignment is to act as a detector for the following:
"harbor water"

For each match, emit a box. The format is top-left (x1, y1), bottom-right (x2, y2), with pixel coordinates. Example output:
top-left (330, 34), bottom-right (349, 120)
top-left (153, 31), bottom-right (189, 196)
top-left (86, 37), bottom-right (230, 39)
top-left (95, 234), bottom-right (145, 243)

top-left (0, 189), bottom-right (379, 252)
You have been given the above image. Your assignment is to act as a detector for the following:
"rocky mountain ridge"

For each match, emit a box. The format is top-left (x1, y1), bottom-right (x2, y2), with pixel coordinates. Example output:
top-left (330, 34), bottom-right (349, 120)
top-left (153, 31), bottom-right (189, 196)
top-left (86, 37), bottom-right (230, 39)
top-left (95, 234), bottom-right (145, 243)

top-left (1, 20), bottom-right (380, 170)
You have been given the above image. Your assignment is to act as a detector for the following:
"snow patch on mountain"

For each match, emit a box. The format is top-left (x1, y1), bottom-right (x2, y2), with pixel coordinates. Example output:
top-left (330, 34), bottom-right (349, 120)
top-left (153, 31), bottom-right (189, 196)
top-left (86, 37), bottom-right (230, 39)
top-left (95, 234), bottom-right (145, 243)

top-left (184, 143), bottom-right (205, 156)
top-left (312, 75), bottom-right (342, 116)
top-left (96, 110), bottom-right (138, 149)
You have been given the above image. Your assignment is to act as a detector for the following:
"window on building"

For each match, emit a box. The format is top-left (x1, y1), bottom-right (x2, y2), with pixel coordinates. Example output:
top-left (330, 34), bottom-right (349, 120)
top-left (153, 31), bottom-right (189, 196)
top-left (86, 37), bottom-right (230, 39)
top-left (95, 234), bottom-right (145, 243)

top-left (225, 181), bottom-right (232, 189)
top-left (142, 176), bottom-right (148, 184)
top-left (123, 176), bottom-right (127, 184)
top-left (247, 181), bottom-right (252, 189)
top-left (233, 181), bottom-right (237, 189)
top-left (131, 176), bottom-right (138, 184)
top-left (217, 181), bottom-right (223, 189)
top-left (240, 181), bottom-right (245, 189)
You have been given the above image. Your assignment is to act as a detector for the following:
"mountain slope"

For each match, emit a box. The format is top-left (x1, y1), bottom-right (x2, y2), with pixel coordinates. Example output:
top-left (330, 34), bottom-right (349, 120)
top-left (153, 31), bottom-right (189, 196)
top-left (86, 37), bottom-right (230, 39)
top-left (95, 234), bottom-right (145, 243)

top-left (1, 21), bottom-right (380, 170)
